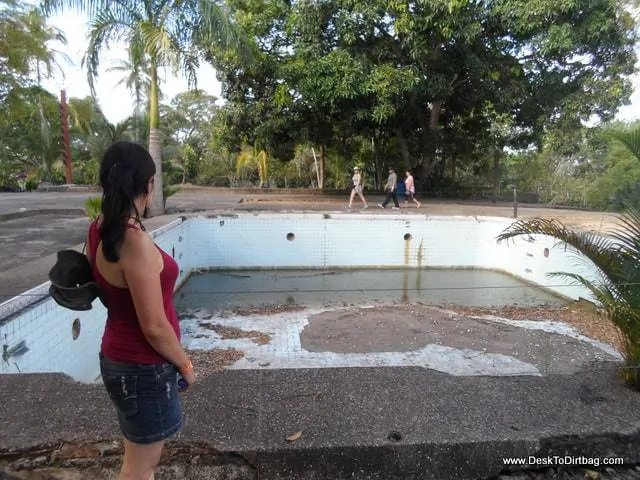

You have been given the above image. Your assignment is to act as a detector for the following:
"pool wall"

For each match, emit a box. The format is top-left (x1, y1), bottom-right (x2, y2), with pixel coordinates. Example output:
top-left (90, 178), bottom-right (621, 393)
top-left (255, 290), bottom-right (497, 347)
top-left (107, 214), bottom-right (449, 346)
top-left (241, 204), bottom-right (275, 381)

top-left (0, 219), bottom-right (191, 382)
top-left (0, 214), bottom-right (603, 381)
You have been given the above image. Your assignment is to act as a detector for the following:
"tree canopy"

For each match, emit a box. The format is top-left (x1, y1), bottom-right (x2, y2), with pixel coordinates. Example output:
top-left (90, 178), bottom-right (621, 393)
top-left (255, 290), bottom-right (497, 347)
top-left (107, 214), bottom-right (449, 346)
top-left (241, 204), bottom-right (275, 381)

top-left (1, 0), bottom-right (640, 214)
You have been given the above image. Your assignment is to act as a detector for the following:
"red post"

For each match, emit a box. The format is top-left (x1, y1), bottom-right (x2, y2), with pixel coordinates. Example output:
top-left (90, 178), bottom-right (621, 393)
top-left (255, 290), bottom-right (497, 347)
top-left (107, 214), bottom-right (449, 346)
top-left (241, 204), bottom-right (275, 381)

top-left (59, 89), bottom-right (73, 184)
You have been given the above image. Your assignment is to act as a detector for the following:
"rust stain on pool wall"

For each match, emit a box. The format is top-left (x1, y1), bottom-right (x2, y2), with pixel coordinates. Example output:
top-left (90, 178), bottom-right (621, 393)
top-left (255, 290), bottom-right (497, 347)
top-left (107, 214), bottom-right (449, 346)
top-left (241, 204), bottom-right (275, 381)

top-left (402, 234), bottom-right (411, 302)
top-left (416, 239), bottom-right (424, 293)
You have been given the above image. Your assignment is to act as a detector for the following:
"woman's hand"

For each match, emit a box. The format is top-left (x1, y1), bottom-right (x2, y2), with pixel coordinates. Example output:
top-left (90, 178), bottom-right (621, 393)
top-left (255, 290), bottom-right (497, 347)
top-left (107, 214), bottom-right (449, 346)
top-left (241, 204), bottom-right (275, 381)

top-left (177, 358), bottom-right (196, 391)
top-left (182, 369), bottom-right (196, 388)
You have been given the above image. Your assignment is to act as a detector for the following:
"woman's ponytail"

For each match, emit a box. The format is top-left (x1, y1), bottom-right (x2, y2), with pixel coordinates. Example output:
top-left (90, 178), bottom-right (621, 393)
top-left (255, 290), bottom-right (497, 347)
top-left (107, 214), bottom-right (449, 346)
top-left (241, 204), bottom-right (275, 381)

top-left (98, 142), bottom-right (156, 263)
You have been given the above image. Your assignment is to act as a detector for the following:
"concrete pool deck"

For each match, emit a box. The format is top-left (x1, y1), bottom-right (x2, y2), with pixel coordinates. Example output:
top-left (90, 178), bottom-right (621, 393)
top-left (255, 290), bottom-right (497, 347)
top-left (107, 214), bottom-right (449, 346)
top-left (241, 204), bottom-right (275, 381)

top-left (2, 365), bottom-right (640, 479)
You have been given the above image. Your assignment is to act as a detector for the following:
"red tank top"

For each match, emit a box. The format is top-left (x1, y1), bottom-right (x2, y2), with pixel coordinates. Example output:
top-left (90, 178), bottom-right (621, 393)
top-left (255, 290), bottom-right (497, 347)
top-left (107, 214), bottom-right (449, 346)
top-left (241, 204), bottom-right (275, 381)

top-left (88, 220), bottom-right (181, 364)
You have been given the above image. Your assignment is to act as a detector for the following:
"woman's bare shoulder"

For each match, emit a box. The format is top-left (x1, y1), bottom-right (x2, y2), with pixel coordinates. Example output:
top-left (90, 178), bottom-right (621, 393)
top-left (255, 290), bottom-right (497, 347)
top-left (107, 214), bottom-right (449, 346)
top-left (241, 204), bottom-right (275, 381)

top-left (121, 227), bottom-right (154, 257)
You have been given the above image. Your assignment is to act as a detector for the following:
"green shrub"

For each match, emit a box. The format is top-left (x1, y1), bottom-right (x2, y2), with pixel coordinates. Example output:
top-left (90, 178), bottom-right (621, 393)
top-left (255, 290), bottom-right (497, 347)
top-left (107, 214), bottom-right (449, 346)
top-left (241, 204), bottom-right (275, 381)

top-left (84, 197), bottom-right (102, 221)
top-left (163, 184), bottom-right (181, 208)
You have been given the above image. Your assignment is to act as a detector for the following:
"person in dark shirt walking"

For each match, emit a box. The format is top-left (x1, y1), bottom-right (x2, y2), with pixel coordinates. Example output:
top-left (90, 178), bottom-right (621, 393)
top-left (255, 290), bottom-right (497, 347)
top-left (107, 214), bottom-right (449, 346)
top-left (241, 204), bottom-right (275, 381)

top-left (378, 166), bottom-right (400, 209)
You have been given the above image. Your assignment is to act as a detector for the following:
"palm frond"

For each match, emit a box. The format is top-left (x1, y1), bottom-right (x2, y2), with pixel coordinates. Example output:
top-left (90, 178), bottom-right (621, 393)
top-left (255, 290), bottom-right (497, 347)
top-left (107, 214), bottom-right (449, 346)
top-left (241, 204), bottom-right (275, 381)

top-left (194, 0), bottom-right (253, 64)
top-left (40, 0), bottom-right (114, 17)
top-left (139, 21), bottom-right (175, 64)
top-left (608, 125), bottom-right (640, 162)
top-left (82, 5), bottom-right (141, 95)
top-left (256, 150), bottom-right (268, 185)
top-left (235, 148), bottom-right (254, 176)
top-left (546, 271), bottom-right (618, 310)
top-left (611, 203), bottom-right (640, 260)
top-left (497, 217), bottom-right (623, 278)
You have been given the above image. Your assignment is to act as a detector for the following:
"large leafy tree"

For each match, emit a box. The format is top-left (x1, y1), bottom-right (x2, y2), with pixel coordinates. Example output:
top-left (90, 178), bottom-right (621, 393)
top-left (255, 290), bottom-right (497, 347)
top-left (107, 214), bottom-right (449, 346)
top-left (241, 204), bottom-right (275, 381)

top-left (0, 0), bottom-right (69, 184)
top-left (0, 0), bottom-right (67, 99)
top-left (161, 90), bottom-right (218, 183)
top-left (213, 0), bottom-right (636, 188)
top-left (41, 0), bottom-right (246, 216)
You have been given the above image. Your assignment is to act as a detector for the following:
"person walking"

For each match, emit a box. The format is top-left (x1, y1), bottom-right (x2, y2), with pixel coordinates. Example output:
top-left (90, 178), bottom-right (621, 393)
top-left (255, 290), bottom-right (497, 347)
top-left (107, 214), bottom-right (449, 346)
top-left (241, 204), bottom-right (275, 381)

top-left (403, 169), bottom-right (421, 208)
top-left (348, 166), bottom-right (368, 209)
top-left (86, 141), bottom-right (195, 480)
top-left (378, 166), bottom-right (400, 209)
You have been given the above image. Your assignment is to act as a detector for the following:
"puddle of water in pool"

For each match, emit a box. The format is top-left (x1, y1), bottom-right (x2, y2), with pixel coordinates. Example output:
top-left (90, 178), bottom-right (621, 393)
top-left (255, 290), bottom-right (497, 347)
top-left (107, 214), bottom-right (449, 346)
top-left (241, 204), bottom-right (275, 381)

top-left (173, 269), bottom-right (566, 313)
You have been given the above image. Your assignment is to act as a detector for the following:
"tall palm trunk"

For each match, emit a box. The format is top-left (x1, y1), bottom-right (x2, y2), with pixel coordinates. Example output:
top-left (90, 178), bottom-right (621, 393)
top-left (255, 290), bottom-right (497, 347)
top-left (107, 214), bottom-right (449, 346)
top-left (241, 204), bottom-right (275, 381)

top-left (147, 62), bottom-right (164, 217)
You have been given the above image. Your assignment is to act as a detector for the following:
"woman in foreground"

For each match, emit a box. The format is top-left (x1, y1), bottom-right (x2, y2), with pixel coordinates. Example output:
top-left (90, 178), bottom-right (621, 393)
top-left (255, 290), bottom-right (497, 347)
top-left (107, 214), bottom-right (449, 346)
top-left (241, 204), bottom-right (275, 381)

top-left (86, 141), bottom-right (196, 480)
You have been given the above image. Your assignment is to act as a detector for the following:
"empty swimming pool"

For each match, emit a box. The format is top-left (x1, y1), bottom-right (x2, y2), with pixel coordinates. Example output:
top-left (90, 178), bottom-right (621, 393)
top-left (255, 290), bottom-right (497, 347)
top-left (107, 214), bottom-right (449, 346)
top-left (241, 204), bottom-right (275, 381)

top-left (0, 213), bottom-right (609, 382)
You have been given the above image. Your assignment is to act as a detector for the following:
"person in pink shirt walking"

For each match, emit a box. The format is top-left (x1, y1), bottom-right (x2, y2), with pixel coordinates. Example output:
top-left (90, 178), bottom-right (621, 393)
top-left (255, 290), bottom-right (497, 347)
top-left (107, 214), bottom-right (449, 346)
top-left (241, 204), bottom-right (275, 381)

top-left (404, 170), bottom-right (421, 208)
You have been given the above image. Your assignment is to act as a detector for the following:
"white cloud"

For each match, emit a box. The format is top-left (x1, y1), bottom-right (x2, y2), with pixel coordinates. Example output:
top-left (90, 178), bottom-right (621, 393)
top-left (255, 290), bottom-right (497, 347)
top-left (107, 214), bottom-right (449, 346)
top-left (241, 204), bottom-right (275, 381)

top-left (39, 11), bottom-right (222, 125)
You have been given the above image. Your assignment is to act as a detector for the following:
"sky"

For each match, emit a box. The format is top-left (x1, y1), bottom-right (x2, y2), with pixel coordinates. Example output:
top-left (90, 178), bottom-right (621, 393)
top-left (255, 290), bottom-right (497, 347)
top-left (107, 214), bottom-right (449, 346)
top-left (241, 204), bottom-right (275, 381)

top-left (40, 11), bottom-right (223, 125)
top-left (39, 10), bottom-right (640, 126)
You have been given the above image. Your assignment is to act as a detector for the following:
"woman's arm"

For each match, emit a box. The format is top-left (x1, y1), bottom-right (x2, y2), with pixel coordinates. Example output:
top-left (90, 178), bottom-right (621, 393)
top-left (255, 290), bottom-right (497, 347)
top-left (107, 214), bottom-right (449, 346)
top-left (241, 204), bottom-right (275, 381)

top-left (120, 230), bottom-right (191, 371)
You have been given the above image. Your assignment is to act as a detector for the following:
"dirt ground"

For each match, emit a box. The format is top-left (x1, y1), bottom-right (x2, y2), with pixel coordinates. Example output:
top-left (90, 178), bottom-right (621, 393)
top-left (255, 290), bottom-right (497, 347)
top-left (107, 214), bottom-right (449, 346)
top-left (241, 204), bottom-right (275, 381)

top-left (234, 195), bottom-right (621, 233)
top-left (442, 301), bottom-right (625, 353)
top-left (298, 303), bottom-right (620, 375)
top-left (164, 185), bottom-right (624, 233)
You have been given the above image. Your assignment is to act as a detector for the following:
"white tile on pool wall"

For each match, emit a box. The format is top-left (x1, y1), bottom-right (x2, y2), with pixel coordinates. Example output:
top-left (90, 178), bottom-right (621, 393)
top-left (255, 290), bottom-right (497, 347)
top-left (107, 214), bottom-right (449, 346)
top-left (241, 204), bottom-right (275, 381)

top-left (494, 232), bottom-right (604, 301)
top-left (152, 220), bottom-right (191, 288)
top-left (0, 218), bottom-right (190, 383)
top-left (187, 215), bottom-right (327, 269)
top-left (409, 216), bottom-right (504, 269)
top-left (0, 297), bottom-right (107, 382)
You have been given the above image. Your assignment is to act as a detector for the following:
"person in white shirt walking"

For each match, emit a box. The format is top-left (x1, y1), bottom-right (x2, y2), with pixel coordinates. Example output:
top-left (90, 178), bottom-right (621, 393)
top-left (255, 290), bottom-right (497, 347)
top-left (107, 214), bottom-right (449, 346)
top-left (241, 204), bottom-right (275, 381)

top-left (347, 166), bottom-right (368, 209)
top-left (403, 170), bottom-right (421, 208)
top-left (378, 166), bottom-right (400, 209)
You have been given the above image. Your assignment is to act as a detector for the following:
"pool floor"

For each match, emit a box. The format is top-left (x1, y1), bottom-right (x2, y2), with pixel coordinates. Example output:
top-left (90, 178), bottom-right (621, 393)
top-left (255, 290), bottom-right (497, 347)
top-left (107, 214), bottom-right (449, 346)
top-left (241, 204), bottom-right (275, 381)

top-left (175, 269), bottom-right (620, 377)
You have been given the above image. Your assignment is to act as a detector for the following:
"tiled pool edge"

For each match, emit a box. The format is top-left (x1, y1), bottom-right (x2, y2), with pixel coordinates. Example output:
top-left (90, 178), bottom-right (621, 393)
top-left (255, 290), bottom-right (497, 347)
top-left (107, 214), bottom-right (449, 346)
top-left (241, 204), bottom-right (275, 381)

top-left (0, 217), bottom-right (189, 323)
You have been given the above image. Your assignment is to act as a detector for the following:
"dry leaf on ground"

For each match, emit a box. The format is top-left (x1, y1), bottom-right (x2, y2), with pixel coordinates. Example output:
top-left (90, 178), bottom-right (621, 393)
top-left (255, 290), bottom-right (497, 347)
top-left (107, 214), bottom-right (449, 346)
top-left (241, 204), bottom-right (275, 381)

top-left (286, 431), bottom-right (303, 442)
top-left (198, 322), bottom-right (271, 345)
top-left (187, 348), bottom-right (245, 377)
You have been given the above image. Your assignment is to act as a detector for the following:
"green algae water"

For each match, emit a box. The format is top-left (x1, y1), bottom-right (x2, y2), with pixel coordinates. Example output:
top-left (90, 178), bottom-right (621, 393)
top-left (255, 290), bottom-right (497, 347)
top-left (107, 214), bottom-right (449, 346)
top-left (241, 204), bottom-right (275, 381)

top-left (174, 269), bottom-right (567, 314)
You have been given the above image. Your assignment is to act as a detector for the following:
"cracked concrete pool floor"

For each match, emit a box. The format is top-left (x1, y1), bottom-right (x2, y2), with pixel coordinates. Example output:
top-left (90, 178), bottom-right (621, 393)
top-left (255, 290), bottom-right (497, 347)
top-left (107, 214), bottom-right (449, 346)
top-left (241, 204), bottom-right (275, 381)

top-left (179, 303), bottom-right (621, 377)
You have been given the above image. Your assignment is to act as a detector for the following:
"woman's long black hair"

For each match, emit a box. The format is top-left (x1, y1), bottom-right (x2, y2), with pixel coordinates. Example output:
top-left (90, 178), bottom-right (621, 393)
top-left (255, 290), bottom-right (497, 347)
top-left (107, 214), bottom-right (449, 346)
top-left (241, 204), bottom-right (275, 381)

top-left (99, 141), bottom-right (156, 263)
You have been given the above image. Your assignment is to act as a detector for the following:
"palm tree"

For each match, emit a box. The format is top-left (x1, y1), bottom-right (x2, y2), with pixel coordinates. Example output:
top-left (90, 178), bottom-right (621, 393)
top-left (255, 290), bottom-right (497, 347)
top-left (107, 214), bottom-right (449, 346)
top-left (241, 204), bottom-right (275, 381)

top-left (106, 41), bottom-right (158, 143)
top-left (496, 123), bottom-right (640, 391)
top-left (41, 0), bottom-right (247, 216)
top-left (236, 145), bottom-right (268, 187)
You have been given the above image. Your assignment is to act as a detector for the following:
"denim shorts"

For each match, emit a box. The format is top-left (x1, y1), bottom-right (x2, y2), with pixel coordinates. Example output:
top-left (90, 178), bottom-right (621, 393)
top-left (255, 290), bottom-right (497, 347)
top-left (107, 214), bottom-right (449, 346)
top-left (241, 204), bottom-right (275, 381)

top-left (99, 353), bottom-right (182, 444)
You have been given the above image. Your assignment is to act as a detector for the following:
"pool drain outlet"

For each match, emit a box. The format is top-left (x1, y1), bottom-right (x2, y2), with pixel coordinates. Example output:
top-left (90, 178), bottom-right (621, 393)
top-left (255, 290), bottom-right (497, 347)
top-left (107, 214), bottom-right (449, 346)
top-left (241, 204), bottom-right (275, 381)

top-left (71, 318), bottom-right (81, 340)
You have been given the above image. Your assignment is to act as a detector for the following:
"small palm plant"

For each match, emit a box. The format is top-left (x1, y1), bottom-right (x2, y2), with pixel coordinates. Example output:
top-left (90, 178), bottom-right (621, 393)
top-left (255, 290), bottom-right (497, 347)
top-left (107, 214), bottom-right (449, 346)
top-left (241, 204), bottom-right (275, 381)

top-left (84, 196), bottom-right (102, 221)
top-left (163, 183), bottom-right (181, 209)
top-left (236, 146), bottom-right (268, 187)
top-left (496, 206), bottom-right (640, 390)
